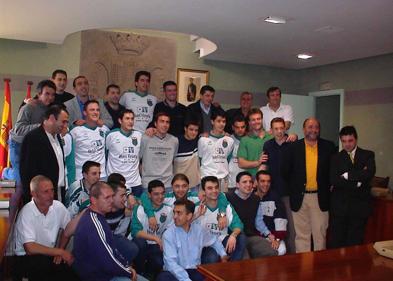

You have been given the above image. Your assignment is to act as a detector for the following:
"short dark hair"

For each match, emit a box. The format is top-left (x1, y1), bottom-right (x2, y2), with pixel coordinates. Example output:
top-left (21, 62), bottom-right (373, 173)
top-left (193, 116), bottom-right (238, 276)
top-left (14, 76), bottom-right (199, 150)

top-left (236, 171), bottom-right (253, 183)
top-left (90, 181), bottom-right (111, 199)
top-left (232, 114), bottom-right (246, 125)
top-left (266, 86), bottom-right (281, 98)
top-left (108, 181), bottom-right (127, 194)
top-left (270, 117), bottom-right (285, 128)
top-left (201, 176), bottom-right (219, 191)
top-left (44, 105), bottom-right (68, 120)
top-left (37, 80), bottom-right (56, 93)
top-left (51, 69), bottom-right (67, 79)
top-left (73, 75), bottom-right (87, 88)
top-left (148, 180), bottom-right (165, 193)
top-left (163, 80), bottom-right (177, 90)
top-left (107, 173), bottom-right (126, 185)
top-left (83, 100), bottom-right (100, 112)
top-left (174, 199), bottom-right (195, 214)
top-left (171, 173), bottom-right (190, 185)
top-left (211, 108), bottom-right (226, 121)
top-left (200, 85), bottom-right (215, 95)
top-left (82, 161), bottom-right (100, 174)
top-left (247, 108), bottom-right (263, 121)
top-left (154, 111), bottom-right (170, 123)
top-left (184, 118), bottom-right (200, 129)
top-left (135, 71), bottom-right (151, 82)
top-left (106, 84), bottom-right (120, 94)
top-left (255, 170), bottom-right (271, 181)
top-left (119, 109), bottom-right (134, 120)
top-left (339, 125), bottom-right (358, 139)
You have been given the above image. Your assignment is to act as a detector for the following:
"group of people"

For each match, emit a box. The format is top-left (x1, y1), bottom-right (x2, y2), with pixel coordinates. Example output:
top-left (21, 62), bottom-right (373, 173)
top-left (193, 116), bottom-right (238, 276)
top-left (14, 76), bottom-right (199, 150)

top-left (9, 68), bottom-right (376, 281)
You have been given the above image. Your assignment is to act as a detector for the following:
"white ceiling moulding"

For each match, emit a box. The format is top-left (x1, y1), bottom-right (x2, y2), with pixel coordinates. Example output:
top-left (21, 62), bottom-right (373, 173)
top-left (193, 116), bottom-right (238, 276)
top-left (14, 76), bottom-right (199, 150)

top-left (190, 35), bottom-right (218, 58)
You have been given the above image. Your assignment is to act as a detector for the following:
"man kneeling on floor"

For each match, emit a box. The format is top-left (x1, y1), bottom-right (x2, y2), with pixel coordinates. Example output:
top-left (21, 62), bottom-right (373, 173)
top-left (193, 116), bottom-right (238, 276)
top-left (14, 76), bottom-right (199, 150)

top-left (157, 199), bottom-right (229, 281)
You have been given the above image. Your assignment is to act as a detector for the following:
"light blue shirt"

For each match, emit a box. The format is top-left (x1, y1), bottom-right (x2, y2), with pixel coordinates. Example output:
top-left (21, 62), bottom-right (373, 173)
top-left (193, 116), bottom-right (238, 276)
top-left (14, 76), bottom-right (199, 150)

top-left (163, 223), bottom-right (226, 281)
top-left (255, 203), bottom-right (271, 236)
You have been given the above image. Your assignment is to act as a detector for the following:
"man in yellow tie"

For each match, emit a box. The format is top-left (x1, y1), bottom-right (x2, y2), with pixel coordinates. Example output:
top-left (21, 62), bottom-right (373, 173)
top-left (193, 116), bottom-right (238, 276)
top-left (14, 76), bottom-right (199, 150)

top-left (330, 126), bottom-right (376, 248)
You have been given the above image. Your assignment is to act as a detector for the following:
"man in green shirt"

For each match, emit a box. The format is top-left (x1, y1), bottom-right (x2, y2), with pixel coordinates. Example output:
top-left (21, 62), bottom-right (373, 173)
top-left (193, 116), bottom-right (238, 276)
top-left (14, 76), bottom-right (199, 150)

top-left (237, 108), bottom-right (272, 177)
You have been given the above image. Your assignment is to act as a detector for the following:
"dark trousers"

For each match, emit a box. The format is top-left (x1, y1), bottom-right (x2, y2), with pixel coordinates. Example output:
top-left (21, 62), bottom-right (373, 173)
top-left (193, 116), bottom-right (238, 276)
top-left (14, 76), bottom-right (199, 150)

top-left (113, 234), bottom-right (139, 264)
top-left (12, 255), bottom-right (80, 281)
top-left (133, 238), bottom-right (163, 275)
top-left (330, 215), bottom-right (368, 248)
top-left (156, 269), bottom-right (204, 281)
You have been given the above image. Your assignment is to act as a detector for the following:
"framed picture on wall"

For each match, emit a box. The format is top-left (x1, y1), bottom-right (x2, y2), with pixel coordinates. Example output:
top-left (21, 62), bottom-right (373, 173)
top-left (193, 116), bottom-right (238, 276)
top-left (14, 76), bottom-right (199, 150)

top-left (177, 68), bottom-right (209, 105)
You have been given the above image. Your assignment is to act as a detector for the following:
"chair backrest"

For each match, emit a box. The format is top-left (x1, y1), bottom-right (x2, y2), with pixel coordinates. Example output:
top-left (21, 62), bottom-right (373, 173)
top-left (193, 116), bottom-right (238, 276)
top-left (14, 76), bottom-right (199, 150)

top-left (370, 176), bottom-right (390, 188)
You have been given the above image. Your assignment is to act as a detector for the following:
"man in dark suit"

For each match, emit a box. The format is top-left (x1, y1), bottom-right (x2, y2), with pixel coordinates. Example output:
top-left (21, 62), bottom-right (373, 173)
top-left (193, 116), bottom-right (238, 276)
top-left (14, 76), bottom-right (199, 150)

top-left (20, 105), bottom-right (69, 205)
top-left (281, 117), bottom-right (335, 253)
top-left (186, 85), bottom-right (223, 134)
top-left (330, 126), bottom-right (375, 248)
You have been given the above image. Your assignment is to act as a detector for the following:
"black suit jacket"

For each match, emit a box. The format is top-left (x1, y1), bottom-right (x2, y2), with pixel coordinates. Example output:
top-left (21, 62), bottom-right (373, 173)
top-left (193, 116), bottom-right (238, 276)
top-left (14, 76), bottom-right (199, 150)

top-left (186, 100), bottom-right (222, 133)
top-left (20, 125), bottom-right (65, 204)
top-left (281, 138), bottom-right (336, 212)
top-left (330, 147), bottom-right (376, 218)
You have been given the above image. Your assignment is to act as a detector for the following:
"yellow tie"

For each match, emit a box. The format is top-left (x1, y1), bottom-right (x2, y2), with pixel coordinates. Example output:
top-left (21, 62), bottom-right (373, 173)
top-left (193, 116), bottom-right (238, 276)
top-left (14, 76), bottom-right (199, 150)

top-left (348, 152), bottom-right (354, 164)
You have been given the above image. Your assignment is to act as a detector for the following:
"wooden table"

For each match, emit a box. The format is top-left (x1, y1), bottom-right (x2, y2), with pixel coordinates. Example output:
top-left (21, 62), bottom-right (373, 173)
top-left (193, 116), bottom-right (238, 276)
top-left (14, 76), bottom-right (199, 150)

top-left (198, 244), bottom-right (393, 281)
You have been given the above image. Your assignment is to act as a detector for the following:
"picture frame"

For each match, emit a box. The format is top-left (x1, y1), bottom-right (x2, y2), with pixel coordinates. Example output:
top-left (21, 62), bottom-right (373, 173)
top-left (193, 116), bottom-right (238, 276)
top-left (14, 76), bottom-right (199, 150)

top-left (177, 68), bottom-right (209, 105)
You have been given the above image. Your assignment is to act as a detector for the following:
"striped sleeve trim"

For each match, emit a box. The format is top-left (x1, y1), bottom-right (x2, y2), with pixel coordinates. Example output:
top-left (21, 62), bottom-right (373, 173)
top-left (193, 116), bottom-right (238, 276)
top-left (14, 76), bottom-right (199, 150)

top-left (90, 212), bottom-right (131, 274)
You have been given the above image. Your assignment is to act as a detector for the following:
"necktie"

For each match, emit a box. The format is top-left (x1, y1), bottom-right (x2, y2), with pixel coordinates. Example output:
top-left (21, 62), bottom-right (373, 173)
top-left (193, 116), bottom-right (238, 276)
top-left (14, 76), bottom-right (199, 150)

top-left (348, 151), bottom-right (354, 164)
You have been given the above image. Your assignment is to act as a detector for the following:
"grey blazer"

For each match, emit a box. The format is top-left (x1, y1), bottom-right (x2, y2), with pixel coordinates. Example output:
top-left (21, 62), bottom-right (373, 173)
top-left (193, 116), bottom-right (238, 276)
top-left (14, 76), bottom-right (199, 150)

top-left (64, 97), bottom-right (113, 129)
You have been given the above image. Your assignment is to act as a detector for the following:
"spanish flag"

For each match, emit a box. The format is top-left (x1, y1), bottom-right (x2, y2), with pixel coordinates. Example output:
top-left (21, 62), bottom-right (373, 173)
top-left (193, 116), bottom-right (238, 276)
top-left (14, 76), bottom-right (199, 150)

top-left (0, 79), bottom-right (12, 174)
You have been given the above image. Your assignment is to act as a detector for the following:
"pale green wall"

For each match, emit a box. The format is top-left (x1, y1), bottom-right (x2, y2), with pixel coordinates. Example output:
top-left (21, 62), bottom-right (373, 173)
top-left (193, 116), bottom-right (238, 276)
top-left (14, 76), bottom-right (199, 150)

top-left (0, 32), bottom-right (81, 77)
top-left (0, 32), bottom-right (81, 120)
top-left (298, 53), bottom-right (393, 92)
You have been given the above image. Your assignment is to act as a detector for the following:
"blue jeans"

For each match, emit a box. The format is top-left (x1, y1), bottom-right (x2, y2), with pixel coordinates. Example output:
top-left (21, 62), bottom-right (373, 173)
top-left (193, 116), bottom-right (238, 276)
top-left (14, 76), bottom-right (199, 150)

top-left (133, 238), bottom-right (163, 275)
top-left (156, 269), bottom-right (204, 281)
top-left (132, 185), bottom-right (144, 198)
top-left (7, 138), bottom-right (21, 182)
top-left (113, 235), bottom-right (139, 264)
top-left (201, 233), bottom-right (246, 263)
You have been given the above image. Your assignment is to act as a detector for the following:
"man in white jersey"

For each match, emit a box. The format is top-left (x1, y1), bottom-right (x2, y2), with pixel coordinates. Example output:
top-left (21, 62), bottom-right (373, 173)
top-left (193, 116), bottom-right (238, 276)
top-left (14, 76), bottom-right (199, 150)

top-left (65, 161), bottom-right (101, 218)
top-left (140, 112), bottom-right (178, 191)
top-left (69, 100), bottom-right (109, 180)
top-left (132, 180), bottom-right (173, 278)
top-left (120, 71), bottom-right (157, 132)
top-left (228, 115), bottom-right (247, 189)
top-left (198, 109), bottom-right (234, 192)
top-left (195, 176), bottom-right (246, 263)
top-left (106, 109), bottom-right (143, 197)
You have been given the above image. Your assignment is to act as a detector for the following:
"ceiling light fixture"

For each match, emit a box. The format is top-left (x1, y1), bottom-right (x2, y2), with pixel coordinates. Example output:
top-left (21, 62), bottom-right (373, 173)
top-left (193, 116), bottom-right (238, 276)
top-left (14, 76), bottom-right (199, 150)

top-left (297, 53), bottom-right (313, 60)
top-left (264, 16), bottom-right (286, 24)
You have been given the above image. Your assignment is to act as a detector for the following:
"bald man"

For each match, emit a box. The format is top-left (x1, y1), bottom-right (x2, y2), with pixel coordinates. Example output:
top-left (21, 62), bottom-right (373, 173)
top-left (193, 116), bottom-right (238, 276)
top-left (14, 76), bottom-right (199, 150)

top-left (281, 118), bottom-right (335, 253)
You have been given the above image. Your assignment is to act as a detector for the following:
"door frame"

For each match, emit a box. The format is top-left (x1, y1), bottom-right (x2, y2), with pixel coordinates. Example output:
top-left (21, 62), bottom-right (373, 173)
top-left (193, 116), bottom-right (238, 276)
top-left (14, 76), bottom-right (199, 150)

top-left (309, 89), bottom-right (344, 148)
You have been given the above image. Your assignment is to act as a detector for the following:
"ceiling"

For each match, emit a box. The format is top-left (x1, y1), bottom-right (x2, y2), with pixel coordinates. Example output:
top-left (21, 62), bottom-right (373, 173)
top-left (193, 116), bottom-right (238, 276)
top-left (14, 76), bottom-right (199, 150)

top-left (1, 0), bottom-right (393, 69)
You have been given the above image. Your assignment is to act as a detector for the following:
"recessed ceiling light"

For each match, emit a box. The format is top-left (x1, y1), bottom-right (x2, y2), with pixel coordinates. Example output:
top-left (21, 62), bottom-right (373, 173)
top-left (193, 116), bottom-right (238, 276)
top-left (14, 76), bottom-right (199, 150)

top-left (264, 16), bottom-right (286, 24)
top-left (297, 53), bottom-right (313, 60)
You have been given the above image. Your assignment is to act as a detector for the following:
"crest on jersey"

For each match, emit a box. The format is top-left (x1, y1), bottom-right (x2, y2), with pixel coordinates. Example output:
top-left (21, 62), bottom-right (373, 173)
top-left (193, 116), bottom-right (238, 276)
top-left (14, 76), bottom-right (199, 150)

top-left (160, 213), bottom-right (167, 223)
top-left (99, 130), bottom-right (105, 138)
top-left (222, 139), bottom-right (228, 148)
top-left (147, 99), bottom-right (153, 106)
top-left (132, 137), bottom-right (138, 146)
